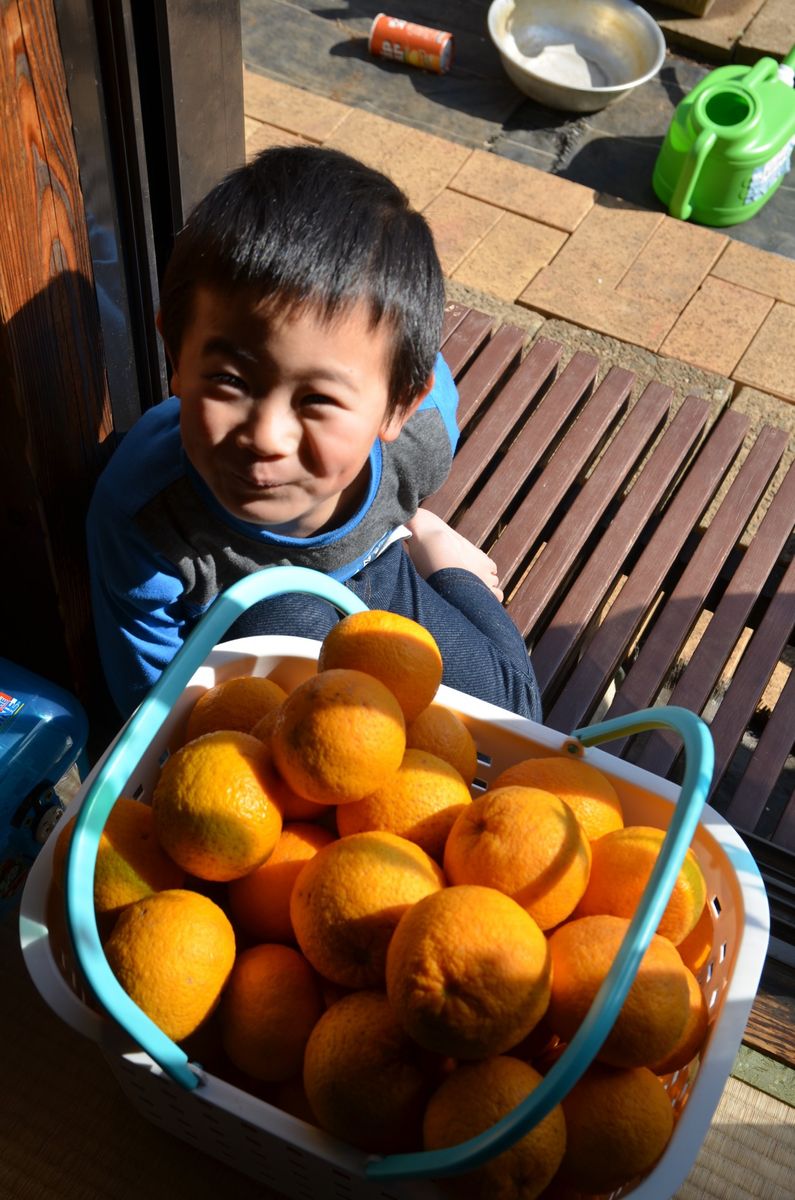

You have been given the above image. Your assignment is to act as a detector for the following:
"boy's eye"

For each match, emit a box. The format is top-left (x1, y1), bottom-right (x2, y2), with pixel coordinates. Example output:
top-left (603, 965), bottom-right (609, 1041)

top-left (302, 393), bottom-right (336, 408)
top-left (210, 372), bottom-right (247, 390)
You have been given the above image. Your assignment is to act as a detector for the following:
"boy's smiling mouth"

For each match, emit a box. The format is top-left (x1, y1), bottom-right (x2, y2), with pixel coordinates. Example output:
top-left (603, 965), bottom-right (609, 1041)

top-left (234, 469), bottom-right (291, 491)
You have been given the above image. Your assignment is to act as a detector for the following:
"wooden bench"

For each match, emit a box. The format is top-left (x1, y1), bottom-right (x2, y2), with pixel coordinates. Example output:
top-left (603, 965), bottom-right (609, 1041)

top-left (436, 302), bottom-right (795, 1067)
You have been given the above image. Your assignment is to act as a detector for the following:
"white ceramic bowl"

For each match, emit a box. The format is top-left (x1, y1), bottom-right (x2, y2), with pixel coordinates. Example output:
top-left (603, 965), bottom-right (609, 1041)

top-left (488, 0), bottom-right (666, 112)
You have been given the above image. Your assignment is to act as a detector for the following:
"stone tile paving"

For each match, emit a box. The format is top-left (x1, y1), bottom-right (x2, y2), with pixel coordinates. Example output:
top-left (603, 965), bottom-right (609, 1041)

top-left (243, 70), bottom-right (795, 404)
top-left (659, 276), bottom-right (775, 374)
top-left (242, 2), bottom-right (795, 260)
top-left (647, 0), bottom-right (769, 60)
top-left (737, 0), bottom-right (795, 62)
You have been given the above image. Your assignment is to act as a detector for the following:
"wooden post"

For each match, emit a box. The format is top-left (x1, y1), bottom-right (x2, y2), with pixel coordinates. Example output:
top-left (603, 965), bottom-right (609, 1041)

top-left (0, 0), bottom-right (113, 703)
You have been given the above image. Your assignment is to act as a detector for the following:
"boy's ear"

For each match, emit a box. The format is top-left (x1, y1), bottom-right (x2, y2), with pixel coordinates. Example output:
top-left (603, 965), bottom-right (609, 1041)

top-left (379, 372), bottom-right (435, 443)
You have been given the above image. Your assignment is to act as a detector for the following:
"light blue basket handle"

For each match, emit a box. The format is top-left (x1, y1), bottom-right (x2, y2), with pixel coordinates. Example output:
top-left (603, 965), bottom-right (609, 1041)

top-left (65, 566), bottom-right (367, 1089)
top-left (367, 705), bottom-right (713, 1182)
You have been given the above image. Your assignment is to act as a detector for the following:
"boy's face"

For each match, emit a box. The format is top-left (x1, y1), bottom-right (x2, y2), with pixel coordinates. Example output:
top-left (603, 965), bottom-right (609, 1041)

top-left (170, 287), bottom-right (426, 537)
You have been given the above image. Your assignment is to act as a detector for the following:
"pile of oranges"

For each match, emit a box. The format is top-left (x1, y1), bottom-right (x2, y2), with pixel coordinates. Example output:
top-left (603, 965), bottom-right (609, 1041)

top-left (50, 610), bottom-right (714, 1200)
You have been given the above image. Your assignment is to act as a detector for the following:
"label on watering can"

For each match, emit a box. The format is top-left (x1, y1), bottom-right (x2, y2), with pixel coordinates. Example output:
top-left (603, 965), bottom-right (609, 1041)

top-left (745, 135), bottom-right (795, 204)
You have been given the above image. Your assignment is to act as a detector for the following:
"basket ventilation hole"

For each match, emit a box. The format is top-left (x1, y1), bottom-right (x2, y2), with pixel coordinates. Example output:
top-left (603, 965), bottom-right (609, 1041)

top-left (711, 895), bottom-right (722, 916)
top-left (706, 961), bottom-right (713, 983)
top-left (719, 941), bottom-right (727, 963)
top-left (132, 783), bottom-right (145, 799)
top-left (472, 777), bottom-right (489, 792)
top-left (476, 751), bottom-right (492, 767)
top-left (158, 748), bottom-right (170, 767)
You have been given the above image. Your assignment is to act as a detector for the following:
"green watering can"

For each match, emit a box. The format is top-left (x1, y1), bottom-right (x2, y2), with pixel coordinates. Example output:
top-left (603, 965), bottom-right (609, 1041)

top-left (653, 46), bottom-right (795, 226)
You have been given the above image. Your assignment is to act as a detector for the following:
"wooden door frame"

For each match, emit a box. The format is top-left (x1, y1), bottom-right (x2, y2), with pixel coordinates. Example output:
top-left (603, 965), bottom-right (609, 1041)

top-left (0, 0), bottom-right (243, 741)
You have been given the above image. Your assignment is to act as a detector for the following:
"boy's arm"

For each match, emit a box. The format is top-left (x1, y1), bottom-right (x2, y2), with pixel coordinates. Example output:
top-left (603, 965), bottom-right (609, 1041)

top-left (87, 496), bottom-right (187, 719)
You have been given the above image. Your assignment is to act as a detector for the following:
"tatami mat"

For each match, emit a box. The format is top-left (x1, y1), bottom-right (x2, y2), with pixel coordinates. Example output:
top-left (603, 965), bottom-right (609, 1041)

top-left (4, 908), bottom-right (792, 1200)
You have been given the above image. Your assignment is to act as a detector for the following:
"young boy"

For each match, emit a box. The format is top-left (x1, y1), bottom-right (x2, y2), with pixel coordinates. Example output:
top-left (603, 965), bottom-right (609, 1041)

top-left (87, 146), bottom-right (541, 722)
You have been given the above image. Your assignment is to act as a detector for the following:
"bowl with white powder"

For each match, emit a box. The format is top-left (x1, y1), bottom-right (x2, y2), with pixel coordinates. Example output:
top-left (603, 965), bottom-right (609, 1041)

top-left (488, 0), bottom-right (666, 112)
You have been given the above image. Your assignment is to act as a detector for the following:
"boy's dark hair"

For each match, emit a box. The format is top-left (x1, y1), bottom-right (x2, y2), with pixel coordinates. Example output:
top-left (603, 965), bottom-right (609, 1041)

top-left (159, 145), bottom-right (445, 413)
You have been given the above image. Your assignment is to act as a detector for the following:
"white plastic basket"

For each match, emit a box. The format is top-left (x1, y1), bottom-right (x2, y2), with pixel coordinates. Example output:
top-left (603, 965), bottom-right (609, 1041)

top-left (20, 630), bottom-right (769, 1200)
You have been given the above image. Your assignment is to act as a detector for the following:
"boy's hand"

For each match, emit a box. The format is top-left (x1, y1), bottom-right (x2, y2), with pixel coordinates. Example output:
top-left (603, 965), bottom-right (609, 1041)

top-left (404, 509), bottom-right (504, 601)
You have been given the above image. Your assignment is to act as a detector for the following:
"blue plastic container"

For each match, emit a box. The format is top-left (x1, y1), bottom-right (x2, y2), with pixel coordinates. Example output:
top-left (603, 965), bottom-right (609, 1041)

top-left (0, 658), bottom-right (88, 910)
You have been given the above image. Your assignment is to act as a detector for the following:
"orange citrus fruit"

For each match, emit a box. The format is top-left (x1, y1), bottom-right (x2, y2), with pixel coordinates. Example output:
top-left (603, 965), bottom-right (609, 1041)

top-left (491, 755), bottom-right (623, 842)
top-left (152, 731), bottom-right (283, 881)
top-left (575, 826), bottom-right (708, 944)
top-left (444, 786), bottom-right (592, 930)
top-left (423, 1056), bottom-right (566, 1200)
top-left (557, 1063), bottom-right (674, 1194)
top-left (336, 748), bottom-right (471, 861)
top-left (290, 830), bottom-right (444, 988)
top-left (303, 989), bottom-right (442, 1153)
top-left (546, 915), bottom-right (690, 1069)
top-left (272, 669), bottom-right (405, 805)
top-left (103, 888), bottom-right (235, 1042)
top-left (185, 674), bottom-right (287, 741)
top-left (228, 822), bottom-right (335, 943)
top-left (317, 609), bottom-right (442, 723)
top-left (406, 704), bottom-right (479, 786)
top-left (676, 901), bottom-right (713, 974)
top-left (649, 965), bottom-right (709, 1075)
top-left (251, 707), bottom-right (326, 820)
top-left (52, 796), bottom-right (184, 918)
top-left (219, 943), bottom-right (323, 1082)
top-left (386, 884), bottom-right (551, 1060)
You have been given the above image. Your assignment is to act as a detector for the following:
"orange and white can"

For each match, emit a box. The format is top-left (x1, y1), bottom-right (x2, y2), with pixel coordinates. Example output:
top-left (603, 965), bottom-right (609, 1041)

top-left (369, 13), bottom-right (454, 75)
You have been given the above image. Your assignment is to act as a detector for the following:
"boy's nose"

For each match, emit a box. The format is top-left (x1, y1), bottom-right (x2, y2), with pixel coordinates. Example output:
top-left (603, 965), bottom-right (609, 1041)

top-left (240, 398), bottom-right (299, 457)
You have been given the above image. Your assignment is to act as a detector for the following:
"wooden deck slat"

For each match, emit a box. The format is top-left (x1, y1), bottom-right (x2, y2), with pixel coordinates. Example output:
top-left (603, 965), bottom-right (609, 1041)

top-left (432, 309), bottom-right (795, 1041)
top-left (745, 957), bottom-right (795, 1065)
top-left (424, 338), bottom-right (562, 523)
top-left (439, 307), bottom-right (493, 377)
top-left (441, 302), bottom-right (470, 344)
top-left (455, 324), bottom-right (525, 429)
top-left (601, 425), bottom-right (790, 757)
top-left (485, 364), bottom-right (634, 585)
top-left (633, 460), bottom-right (795, 777)
top-left (529, 395), bottom-right (711, 692)
top-left (708, 555), bottom-right (795, 796)
top-left (457, 351), bottom-right (603, 551)
top-left (505, 382), bottom-right (672, 636)
top-left (724, 668), bottom-right (795, 843)
top-left (545, 409), bottom-right (749, 732)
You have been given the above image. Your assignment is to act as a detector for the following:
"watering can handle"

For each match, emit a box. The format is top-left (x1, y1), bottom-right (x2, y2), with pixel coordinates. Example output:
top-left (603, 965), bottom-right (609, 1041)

top-left (669, 128), bottom-right (716, 221)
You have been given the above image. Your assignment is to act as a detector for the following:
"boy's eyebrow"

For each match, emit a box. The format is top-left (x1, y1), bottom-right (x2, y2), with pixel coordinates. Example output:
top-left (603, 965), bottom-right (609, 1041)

top-left (202, 335), bottom-right (363, 388)
top-left (201, 335), bottom-right (259, 364)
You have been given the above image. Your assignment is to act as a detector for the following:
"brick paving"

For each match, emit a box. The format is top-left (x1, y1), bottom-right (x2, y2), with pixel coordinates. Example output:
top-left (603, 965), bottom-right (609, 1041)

top-left (652, 0), bottom-right (769, 60)
top-left (243, 71), bottom-right (795, 406)
top-left (241, 2), bottom-right (795, 259)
